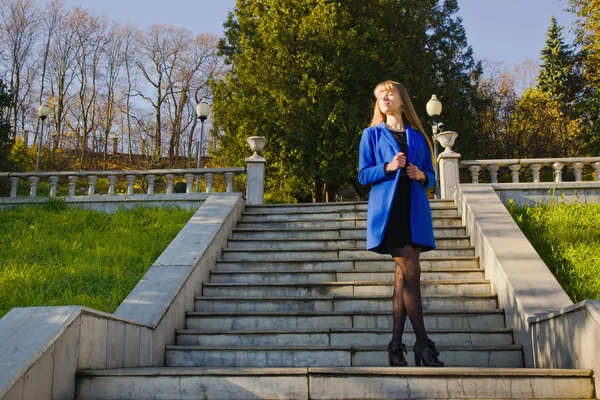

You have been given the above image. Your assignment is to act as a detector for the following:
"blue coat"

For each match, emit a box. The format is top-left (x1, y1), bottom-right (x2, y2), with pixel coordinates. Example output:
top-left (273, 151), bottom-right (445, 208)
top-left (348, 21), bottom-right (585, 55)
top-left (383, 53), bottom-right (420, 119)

top-left (358, 122), bottom-right (436, 254)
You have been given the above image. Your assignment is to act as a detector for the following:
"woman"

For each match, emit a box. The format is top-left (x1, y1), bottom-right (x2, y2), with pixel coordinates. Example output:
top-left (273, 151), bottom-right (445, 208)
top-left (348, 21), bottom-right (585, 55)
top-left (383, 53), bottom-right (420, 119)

top-left (358, 80), bottom-right (444, 367)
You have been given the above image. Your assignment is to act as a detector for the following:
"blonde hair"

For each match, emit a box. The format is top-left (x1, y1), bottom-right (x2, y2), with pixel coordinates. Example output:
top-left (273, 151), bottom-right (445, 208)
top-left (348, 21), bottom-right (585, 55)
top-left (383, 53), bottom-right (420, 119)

top-left (370, 80), bottom-right (434, 166)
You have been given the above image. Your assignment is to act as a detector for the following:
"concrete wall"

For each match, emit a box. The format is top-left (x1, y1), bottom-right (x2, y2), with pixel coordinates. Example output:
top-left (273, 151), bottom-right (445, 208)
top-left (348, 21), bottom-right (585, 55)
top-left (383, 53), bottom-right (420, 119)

top-left (530, 300), bottom-right (600, 396)
top-left (454, 184), bottom-right (574, 367)
top-left (0, 193), bottom-right (210, 213)
top-left (0, 193), bottom-right (245, 400)
top-left (491, 182), bottom-right (600, 206)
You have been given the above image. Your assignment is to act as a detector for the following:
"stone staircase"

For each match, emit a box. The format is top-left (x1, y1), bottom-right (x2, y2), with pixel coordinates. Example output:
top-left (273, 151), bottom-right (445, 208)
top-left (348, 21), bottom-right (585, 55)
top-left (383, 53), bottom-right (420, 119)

top-left (76, 200), bottom-right (596, 399)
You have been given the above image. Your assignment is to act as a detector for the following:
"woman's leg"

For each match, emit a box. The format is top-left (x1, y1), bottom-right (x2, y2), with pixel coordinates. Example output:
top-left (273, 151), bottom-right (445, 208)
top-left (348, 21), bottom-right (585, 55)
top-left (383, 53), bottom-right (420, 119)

top-left (390, 245), bottom-right (429, 347)
top-left (391, 261), bottom-right (407, 348)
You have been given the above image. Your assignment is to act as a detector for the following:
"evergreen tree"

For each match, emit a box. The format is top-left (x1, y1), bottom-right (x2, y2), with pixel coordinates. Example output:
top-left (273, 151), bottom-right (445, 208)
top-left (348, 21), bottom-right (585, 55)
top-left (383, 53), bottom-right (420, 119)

top-left (1, 79), bottom-right (15, 195)
top-left (538, 17), bottom-right (581, 109)
top-left (211, 0), bottom-right (480, 202)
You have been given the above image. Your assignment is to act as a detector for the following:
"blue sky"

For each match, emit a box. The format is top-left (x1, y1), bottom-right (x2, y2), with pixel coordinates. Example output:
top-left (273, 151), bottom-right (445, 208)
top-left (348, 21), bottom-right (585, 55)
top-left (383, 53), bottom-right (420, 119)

top-left (61, 0), bottom-right (577, 68)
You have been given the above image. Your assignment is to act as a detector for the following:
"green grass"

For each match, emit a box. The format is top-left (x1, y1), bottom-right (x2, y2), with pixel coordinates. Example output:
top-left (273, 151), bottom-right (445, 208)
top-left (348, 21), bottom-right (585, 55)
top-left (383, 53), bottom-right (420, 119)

top-left (507, 198), bottom-right (600, 302)
top-left (0, 201), bottom-right (195, 318)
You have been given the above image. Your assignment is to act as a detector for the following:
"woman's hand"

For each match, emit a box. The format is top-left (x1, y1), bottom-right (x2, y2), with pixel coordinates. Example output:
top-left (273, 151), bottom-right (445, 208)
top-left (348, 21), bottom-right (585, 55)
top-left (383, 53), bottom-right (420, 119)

top-left (385, 152), bottom-right (406, 173)
top-left (406, 163), bottom-right (426, 182)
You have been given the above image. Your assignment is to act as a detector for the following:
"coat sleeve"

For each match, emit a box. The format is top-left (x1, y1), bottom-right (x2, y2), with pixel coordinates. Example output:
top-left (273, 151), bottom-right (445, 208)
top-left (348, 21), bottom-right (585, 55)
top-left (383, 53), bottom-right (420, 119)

top-left (358, 128), bottom-right (393, 186)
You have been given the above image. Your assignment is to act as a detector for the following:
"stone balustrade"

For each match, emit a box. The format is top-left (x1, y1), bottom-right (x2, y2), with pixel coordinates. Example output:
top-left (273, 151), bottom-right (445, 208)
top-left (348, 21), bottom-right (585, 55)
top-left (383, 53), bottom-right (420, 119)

top-left (0, 168), bottom-right (246, 199)
top-left (459, 158), bottom-right (600, 184)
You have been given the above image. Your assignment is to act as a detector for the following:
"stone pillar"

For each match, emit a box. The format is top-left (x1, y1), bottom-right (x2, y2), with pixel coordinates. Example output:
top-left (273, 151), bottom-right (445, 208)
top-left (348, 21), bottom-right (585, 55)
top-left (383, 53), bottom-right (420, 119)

top-left (468, 165), bottom-right (481, 184)
top-left (487, 164), bottom-right (499, 184)
top-left (29, 176), bottom-right (39, 197)
top-left (204, 173), bottom-right (214, 193)
top-left (509, 164), bottom-right (521, 183)
top-left (553, 161), bottom-right (564, 183)
top-left (87, 175), bottom-right (97, 196)
top-left (49, 176), bottom-right (59, 197)
top-left (68, 176), bottom-right (78, 197)
top-left (571, 162), bottom-right (584, 182)
top-left (529, 164), bottom-right (542, 183)
top-left (224, 172), bottom-right (235, 193)
top-left (184, 173), bottom-right (194, 194)
top-left (165, 174), bottom-right (175, 194)
top-left (146, 174), bottom-right (156, 194)
top-left (126, 175), bottom-right (136, 195)
top-left (438, 151), bottom-right (461, 200)
top-left (245, 136), bottom-right (268, 205)
top-left (107, 175), bottom-right (117, 196)
top-left (9, 177), bottom-right (19, 198)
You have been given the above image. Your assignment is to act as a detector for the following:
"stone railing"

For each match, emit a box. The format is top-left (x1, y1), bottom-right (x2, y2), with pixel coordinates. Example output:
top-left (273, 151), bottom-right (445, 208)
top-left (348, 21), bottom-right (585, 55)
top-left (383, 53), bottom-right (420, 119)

top-left (0, 168), bottom-right (246, 198)
top-left (459, 158), bottom-right (600, 184)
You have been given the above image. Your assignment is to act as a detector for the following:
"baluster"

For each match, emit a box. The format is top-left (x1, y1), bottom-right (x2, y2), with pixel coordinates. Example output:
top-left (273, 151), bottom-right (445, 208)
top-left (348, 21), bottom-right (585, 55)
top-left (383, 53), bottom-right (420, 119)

top-left (468, 165), bottom-right (481, 184)
top-left (68, 176), bottom-right (78, 197)
top-left (529, 164), bottom-right (542, 183)
top-left (571, 162), bottom-right (584, 182)
top-left (49, 176), bottom-right (59, 197)
top-left (184, 173), bottom-right (195, 194)
top-left (552, 162), bottom-right (564, 182)
top-left (486, 164), bottom-right (499, 183)
top-left (29, 176), bottom-right (40, 197)
top-left (87, 175), bottom-right (98, 196)
top-left (204, 173), bottom-right (214, 193)
top-left (165, 174), bottom-right (175, 194)
top-left (107, 175), bottom-right (117, 196)
top-left (593, 162), bottom-right (600, 181)
top-left (146, 174), bottom-right (156, 194)
top-left (126, 175), bottom-right (136, 195)
top-left (508, 164), bottom-right (521, 183)
top-left (224, 172), bottom-right (235, 192)
top-left (9, 177), bottom-right (19, 198)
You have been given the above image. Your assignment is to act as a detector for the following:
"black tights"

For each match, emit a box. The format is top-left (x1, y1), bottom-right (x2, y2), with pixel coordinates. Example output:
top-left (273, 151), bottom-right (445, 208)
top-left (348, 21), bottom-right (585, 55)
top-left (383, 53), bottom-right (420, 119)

top-left (389, 245), bottom-right (429, 348)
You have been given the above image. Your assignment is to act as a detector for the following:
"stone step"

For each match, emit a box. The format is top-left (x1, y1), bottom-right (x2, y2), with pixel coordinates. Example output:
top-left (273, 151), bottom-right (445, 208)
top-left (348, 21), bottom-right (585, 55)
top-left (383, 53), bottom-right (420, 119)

top-left (209, 268), bottom-right (485, 284)
top-left (164, 344), bottom-right (523, 368)
top-left (244, 199), bottom-right (454, 213)
top-left (195, 294), bottom-right (498, 312)
top-left (215, 257), bottom-right (481, 271)
top-left (221, 246), bottom-right (476, 261)
top-left (185, 309), bottom-right (506, 331)
top-left (176, 327), bottom-right (514, 347)
top-left (202, 280), bottom-right (491, 297)
top-left (236, 216), bottom-right (462, 229)
top-left (240, 207), bottom-right (458, 221)
top-left (76, 367), bottom-right (595, 400)
top-left (225, 236), bottom-right (471, 250)
top-left (75, 367), bottom-right (594, 400)
top-left (232, 226), bottom-right (467, 239)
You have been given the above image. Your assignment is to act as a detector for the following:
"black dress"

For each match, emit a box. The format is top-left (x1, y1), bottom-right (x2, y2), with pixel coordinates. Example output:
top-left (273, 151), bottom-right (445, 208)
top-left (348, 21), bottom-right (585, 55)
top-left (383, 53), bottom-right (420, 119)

top-left (383, 129), bottom-right (413, 250)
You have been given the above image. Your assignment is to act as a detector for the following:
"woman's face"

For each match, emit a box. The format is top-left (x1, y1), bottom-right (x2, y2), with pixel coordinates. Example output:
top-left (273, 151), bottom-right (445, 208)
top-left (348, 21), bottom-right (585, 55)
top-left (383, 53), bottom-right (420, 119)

top-left (377, 88), bottom-right (402, 116)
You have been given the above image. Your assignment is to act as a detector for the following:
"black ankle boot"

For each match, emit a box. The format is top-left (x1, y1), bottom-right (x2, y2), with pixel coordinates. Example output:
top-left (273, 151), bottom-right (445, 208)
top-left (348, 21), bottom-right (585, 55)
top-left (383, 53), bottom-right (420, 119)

top-left (387, 341), bottom-right (408, 367)
top-left (414, 339), bottom-right (444, 367)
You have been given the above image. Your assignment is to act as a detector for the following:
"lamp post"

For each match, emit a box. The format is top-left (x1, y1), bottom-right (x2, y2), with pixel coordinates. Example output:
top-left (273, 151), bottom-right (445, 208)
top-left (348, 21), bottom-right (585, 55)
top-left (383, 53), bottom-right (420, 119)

top-left (36, 104), bottom-right (51, 172)
top-left (426, 95), bottom-right (443, 198)
top-left (195, 98), bottom-right (211, 191)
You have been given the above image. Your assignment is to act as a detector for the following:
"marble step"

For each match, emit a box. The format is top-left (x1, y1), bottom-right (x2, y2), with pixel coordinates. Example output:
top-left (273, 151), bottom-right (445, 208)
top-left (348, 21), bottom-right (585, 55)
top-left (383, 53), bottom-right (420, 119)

top-left (185, 309), bottom-right (506, 331)
top-left (245, 199), bottom-right (454, 213)
top-left (194, 294), bottom-right (497, 312)
top-left (164, 344), bottom-right (523, 368)
top-left (76, 367), bottom-right (595, 400)
top-left (232, 226), bottom-right (467, 239)
top-left (236, 216), bottom-right (462, 229)
top-left (202, 280), bottom-right (491, 297)
top-left (221, 246), bottom-right (476, 261)
top-left (225, 236), bottom-right (471, 250)
top-left (240, 207), bottom-right (458, 221)
top-left (215, 257), bottom-right (481, 272)
top-left (176, 327), bottom-right (514, 347)
top-left (209, 268), bottom-right (485, 284)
